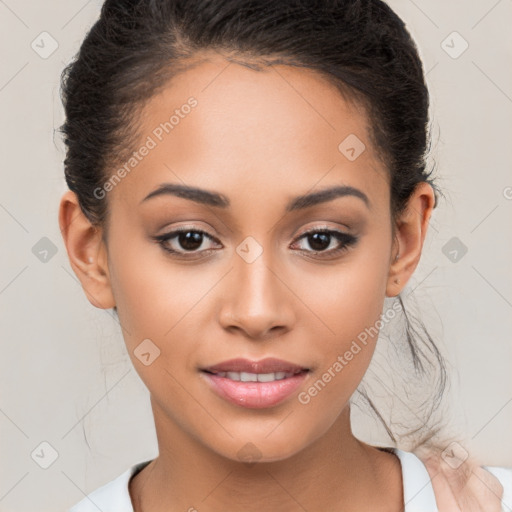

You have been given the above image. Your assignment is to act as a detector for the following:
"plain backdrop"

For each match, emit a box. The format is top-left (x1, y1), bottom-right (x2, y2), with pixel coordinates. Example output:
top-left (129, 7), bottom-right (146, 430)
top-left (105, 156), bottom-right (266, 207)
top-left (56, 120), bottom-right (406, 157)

top-left (0, 1), bottom-right (511, 511)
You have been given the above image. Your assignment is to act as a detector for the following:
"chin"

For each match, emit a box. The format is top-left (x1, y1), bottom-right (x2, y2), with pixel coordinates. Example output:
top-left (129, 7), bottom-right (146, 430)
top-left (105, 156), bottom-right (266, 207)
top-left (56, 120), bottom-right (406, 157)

top-left (204, 428), bottom-right (314, 465)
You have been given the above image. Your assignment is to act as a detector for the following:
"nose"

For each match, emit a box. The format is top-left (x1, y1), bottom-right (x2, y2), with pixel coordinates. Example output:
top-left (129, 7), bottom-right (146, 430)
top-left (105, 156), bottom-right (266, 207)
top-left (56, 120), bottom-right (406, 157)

top-left (217, 248), bottom-right (296, 341)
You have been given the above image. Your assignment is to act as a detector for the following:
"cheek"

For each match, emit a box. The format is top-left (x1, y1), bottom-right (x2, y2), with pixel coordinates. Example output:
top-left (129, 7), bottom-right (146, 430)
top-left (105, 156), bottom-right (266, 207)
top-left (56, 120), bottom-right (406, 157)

top-left (294, 232), bottom-right (392, 401)
top-left (107, 240), bottom-right (212, 411)
top-left (108, 226), bottom-right (213, 342)
top-left (297, 241), bottom-right (391, 347)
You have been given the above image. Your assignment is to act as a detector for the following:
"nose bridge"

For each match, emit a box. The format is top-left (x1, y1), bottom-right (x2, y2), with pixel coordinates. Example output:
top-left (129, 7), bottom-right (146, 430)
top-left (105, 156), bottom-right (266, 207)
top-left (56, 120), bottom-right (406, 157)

top-left (218, 235), bottom-right (294, 338)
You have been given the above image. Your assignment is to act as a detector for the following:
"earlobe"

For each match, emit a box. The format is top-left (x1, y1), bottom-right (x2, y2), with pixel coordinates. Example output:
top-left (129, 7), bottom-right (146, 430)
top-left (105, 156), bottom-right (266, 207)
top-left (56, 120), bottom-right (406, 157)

top-left (58, 190), bottom-right (116, 310)
top-left (386, 249), bottom-right (402, 297)
top-left (385, 182), bottom-right (435, 297)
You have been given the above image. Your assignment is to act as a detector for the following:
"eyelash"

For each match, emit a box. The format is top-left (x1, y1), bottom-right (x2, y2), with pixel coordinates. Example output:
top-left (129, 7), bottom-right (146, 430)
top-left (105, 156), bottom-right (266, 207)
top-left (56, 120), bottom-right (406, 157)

top-left (152, 226), bottom-right (358, 259)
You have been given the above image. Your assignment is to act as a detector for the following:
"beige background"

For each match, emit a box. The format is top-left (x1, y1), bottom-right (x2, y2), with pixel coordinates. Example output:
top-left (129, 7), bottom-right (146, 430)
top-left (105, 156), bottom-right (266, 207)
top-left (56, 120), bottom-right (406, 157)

top-left (0, 1), bottom-right (511, 511)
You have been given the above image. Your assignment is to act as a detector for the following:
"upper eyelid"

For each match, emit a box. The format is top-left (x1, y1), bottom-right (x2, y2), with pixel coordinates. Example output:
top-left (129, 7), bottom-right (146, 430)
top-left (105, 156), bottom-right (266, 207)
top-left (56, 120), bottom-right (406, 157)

top-left (160, 225), bottom-right (349, 238)
top-left (165, 226), bottom-right (221, 241)
top-left (159, 225), bottom-right (352, 248)
top-left (292, 228), bottom-right (356, 246)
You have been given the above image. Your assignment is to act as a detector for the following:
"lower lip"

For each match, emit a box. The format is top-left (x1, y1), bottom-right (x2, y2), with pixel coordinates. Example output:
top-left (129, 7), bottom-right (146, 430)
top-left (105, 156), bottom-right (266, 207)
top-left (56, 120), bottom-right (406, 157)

top-left (201, 371), bottom-right (309, 409)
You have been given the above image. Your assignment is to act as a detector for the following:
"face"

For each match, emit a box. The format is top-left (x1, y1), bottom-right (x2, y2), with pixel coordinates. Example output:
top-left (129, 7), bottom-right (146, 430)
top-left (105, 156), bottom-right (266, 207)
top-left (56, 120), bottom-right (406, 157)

top-left (94, 55), bottom-right (399, 462)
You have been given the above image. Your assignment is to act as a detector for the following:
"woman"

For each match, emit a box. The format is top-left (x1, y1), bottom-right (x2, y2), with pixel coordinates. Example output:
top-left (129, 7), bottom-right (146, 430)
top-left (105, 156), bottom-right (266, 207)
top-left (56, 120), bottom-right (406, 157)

top-left (58, 0), bottom-right (511, 510)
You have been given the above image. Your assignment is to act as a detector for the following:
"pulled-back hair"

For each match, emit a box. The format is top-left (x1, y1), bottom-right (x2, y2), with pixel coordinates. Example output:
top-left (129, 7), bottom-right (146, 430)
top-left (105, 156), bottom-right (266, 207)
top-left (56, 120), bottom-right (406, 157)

top-left (59, 0), bottom-right (447, 450)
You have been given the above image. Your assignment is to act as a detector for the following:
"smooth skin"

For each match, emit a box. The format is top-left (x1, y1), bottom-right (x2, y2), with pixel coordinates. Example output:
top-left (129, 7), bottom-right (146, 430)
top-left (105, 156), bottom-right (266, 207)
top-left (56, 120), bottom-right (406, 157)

top-left (59, 53), bottom-right (435, 511)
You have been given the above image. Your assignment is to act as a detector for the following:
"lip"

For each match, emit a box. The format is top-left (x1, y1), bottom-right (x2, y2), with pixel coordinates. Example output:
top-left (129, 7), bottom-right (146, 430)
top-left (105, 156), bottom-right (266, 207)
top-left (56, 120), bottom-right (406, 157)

top-left (202, 357), bottom-right (309, 374)
top-left (200, 358), bottom-right (310, 409)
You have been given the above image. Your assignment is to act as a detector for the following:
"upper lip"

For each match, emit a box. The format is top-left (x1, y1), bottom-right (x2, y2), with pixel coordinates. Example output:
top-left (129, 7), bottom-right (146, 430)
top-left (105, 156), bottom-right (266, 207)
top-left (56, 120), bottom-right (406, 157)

top-left (201, 357), bottom-right (309, 374)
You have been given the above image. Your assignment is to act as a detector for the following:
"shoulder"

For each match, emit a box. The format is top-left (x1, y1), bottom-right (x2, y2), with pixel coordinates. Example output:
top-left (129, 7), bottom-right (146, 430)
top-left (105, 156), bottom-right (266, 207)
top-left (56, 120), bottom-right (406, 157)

top-left (393, 447), bottom-right (512, 511)
top-left (393, 448), bottom-right (439, 509)
top-left (482, 464), bottom-right (512, 507)
top-left (67, 460), bottom-right (152, 512)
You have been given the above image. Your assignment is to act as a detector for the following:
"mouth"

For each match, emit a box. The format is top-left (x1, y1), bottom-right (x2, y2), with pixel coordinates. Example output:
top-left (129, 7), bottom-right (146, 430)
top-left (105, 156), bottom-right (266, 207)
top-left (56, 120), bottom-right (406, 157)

top-left (200, 358), bottom-right (310, 409)
top-left (202, 369), bottom-right (307, 382)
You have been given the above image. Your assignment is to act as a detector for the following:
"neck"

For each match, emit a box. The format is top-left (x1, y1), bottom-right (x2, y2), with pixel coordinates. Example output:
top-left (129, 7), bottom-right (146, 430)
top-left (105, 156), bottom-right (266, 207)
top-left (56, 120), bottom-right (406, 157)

top-left (130, 400), bottom-right (402, 512)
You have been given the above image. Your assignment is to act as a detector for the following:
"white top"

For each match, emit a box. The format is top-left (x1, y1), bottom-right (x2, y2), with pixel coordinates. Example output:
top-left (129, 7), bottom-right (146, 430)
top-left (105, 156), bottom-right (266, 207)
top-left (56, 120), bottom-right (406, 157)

top-left (69, 448), bottom-right (512, 512)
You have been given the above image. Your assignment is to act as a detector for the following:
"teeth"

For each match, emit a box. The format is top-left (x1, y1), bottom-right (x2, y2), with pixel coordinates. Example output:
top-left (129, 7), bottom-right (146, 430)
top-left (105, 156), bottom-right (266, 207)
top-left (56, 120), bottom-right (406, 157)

top-left (257, 373), bottom-right (277, 382)
top-left (213, 371), bottom-right (297, 382)
top-left (240, 371), bottom-right (258, 382)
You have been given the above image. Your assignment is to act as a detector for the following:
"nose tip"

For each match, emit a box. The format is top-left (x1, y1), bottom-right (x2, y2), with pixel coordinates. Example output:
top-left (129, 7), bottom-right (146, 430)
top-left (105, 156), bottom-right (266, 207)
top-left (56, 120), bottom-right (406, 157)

top-left (217, 253), bottom-right (295, 341)
top-left (226, 319), bottom-right (288, 341)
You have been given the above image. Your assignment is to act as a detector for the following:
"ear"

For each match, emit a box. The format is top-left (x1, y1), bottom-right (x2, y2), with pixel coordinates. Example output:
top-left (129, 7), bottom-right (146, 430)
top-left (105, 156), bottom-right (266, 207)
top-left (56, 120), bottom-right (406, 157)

top-left (58, 190), bottom-right (115, 309)
top-left (386, 181), bottom-right (435, 297)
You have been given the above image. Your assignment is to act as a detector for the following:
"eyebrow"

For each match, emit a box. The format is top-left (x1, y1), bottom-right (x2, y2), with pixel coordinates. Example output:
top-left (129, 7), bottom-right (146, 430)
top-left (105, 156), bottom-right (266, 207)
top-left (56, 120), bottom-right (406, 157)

top-left (140, 183), bottom-right (370, 211)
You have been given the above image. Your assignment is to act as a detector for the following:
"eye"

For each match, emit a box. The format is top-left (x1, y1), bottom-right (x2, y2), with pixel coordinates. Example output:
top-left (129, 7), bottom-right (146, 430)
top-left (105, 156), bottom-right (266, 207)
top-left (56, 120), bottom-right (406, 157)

top-left (152, 227), bottom-right (222, 257)
top-left (290, 228), bottom-right (358, 257)
top-left (152, 226), bottom-right (358, 260)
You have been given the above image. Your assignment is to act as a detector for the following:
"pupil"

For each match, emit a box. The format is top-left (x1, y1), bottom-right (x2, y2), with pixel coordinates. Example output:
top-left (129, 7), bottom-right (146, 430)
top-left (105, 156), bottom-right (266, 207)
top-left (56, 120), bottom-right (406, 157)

top-left (309, 233), bottom-right (330, 251)
top-left (179, 231), bottom-right (203, 251)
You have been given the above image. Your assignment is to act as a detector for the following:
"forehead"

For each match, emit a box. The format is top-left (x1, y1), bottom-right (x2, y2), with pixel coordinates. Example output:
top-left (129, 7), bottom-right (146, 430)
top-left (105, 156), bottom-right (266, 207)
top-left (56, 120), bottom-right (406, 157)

top-left (109, 54), bottom-right (389, 212)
